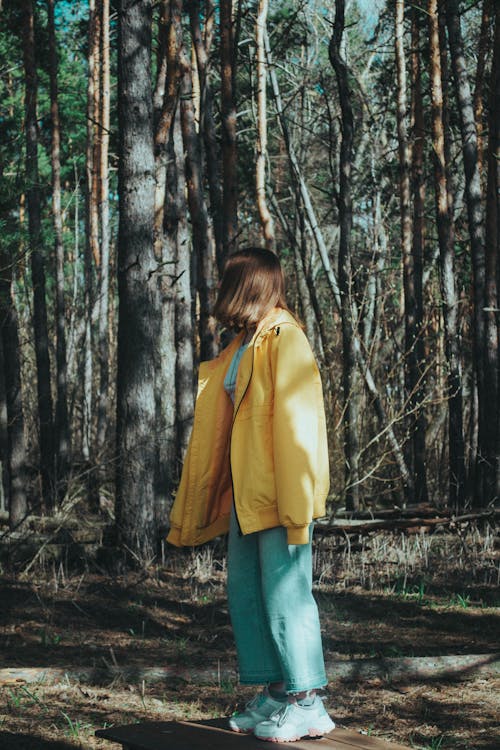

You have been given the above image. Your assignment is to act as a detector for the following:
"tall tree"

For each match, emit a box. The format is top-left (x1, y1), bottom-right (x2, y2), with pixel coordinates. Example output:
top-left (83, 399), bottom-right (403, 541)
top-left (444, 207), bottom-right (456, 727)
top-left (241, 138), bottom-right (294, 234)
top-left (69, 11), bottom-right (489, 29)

top-left (178, 15), bottom-right (218, 361)
top-left (220, 0), bottom-right (239, 257)
top-left (47, 0), bottom-right (70, 502)
top-left (171, 112), bottom-right (194, 465)
top-left (152, 0), bottom-right (181, 527)
top-left (329, 0), bottom-right (360, 510)
top-left (484, 2), bottom-right (500, 498)
top-left (189, 0), bottom-right (224, 275)
top-left (21, 0), bottom-right (55, 508)
top-left (255, 0), bottom-right (274, 250)
top-left (266, 30), bottom-right (413, 500)
top-left (97, 0), bottom-right (111, 457)
top-left (409, 6), bottom-right (428, 504)
top-left (473, 0), bottom-right (492, 177)
top-left (395, 0), bottom-right (420, 505)
top-left (83, 0), bottom-right (99, 462)
top-left (116, 0), bottom-right (162, 561)
top-left (428, 0), bottom-right (465, 509)
top-left (445, 0), bottom-right (487, 505)
top-left (0, 258), bottom-right (27, 528)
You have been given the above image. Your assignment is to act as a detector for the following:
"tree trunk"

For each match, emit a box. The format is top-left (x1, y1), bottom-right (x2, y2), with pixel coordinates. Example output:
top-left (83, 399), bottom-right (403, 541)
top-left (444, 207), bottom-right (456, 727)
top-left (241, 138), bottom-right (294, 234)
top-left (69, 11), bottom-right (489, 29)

top-left (21, 0), bottom-right (55, 509)
top-left (395, 0), bottom-right (418, 506)
top-left (428, 0), bottom-right (465, 509)
top-left (0, 257), bottom-right (28, 529)
top-left (484, 2), bottom-right (500, 499)
top-left (473, 0), bottom-right (492, 177)
top-left (189, 0), bottom-right (224, 275)
top-left (152, 1), bottom-right (181, 528)
top-left (48, 0), bottom-right (70, 504)
top-left (97, 0), bottom-right (111, 459)
top-left (83, 0), bottom-right (98, 463)
top-left (255, 0), bottom-right (274, 250)
top-left (270, 192), bottom-right (326, 363)
top-left (116, 0), bottom-right (162, 562)
top-left (178, 24), bottom-right (218, 362)
top-left (154, 0), bottom-right (181, 259)
top-left (410, 7), bottom-right (428, 504)
top-left (0, 333), bottom-right (8, 516)
top-left (445, 0), bottom-right (487, 505)
top-left (329, 0), bottom-right (360, 511)
top-left (266, 29), bottom-right (413, 500)
top-left (220, 0), bottom-right (239, 257)
top-left (171, 111), bottom-right (194, 464)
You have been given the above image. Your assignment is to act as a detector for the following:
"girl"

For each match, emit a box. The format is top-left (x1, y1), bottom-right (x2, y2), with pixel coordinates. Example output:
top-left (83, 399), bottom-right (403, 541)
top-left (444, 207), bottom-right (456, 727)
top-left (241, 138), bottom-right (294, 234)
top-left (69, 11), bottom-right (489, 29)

top-left (167, 248), bottom-right (335, 742)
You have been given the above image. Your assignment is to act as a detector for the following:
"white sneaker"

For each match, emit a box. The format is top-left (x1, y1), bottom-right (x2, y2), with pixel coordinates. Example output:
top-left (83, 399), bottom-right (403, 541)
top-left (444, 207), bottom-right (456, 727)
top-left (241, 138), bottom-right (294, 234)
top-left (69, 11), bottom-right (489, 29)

top-left (228, 688), bottom-right (287, 733)
top-left (254, 696), bottom-right (335, 742)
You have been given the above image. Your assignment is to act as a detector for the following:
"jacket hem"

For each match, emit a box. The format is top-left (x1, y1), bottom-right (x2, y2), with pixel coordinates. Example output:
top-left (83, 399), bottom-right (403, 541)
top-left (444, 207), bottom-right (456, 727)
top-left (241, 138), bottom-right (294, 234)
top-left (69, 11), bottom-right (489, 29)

top-left (240, 508), bottom-right (313, 545)
top-left (166, 527), bottom-right (182, 547)
top-left (167, 515), bottom-right (230, 547)
top-left (286, 526), bottom-right (310, 545)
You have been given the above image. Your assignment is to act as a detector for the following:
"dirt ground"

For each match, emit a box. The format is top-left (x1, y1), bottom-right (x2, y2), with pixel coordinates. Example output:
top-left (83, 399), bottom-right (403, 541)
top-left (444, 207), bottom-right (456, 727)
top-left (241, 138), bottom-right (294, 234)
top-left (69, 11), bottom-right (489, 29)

top-left (0, 526), bottom-right (499, 749)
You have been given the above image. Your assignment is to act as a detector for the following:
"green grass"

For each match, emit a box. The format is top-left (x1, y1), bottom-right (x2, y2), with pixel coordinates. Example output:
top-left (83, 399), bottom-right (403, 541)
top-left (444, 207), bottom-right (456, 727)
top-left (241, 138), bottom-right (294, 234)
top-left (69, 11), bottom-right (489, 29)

top-left (60, 711), bottom-right (94, 739)
top-left (410, 734), bottom-right (446, 749)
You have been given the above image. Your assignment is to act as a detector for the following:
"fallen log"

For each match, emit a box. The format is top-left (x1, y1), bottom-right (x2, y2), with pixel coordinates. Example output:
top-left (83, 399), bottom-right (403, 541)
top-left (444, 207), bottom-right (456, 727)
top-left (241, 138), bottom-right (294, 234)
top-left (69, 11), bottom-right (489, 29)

top-left (1, 653), bottom-right (498, 687)
top-left (315, 509), bottom-right (500, 536)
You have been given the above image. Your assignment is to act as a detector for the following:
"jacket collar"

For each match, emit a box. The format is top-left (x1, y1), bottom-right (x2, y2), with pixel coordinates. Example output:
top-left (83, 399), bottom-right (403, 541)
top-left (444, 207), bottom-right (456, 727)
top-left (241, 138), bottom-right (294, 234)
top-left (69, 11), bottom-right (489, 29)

top-left (215, 307), bottom-right (299, 363)
top-left (253, 307), bottom-right (299, 344)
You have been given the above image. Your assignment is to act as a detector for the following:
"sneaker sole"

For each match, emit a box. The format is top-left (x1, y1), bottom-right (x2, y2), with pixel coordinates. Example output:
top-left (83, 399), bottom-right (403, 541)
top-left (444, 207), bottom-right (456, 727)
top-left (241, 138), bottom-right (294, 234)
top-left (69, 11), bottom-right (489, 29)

top-left (255, 721), bottom-right (335, 742)
top-left (228, 724), bottom-right (254, 734)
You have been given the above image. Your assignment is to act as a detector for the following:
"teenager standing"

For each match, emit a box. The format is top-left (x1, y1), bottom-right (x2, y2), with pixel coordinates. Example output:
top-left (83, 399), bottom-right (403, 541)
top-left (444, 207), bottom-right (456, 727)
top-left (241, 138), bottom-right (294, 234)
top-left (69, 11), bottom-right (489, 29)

top-left (167, 248), bottom-right (335, 742)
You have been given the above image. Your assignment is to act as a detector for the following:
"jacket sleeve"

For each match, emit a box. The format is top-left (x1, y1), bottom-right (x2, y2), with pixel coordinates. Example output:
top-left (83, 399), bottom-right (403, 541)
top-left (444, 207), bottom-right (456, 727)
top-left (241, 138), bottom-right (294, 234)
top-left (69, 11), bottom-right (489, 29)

top-left (270, 323), bottom-right (327, 544)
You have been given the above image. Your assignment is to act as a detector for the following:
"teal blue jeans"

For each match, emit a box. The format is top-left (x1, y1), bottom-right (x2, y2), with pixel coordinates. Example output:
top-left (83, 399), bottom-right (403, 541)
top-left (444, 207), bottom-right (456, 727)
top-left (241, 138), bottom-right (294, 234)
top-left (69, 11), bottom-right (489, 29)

top-left (227, 507), bottom-right (328, 693)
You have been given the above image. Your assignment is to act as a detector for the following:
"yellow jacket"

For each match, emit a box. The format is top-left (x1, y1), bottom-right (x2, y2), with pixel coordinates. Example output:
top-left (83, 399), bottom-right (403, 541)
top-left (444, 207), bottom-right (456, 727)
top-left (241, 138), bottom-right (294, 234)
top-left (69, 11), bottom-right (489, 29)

top-left (167, 307), bottom-right (330, 547)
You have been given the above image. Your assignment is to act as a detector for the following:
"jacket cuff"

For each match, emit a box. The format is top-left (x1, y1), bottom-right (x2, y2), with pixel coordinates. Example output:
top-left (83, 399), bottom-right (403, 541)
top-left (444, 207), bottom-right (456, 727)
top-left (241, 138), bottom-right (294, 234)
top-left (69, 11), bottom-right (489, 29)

top-left (286, 525), bottom-right (310, 545)
top-left (166, 527), bottom-right (182, 547)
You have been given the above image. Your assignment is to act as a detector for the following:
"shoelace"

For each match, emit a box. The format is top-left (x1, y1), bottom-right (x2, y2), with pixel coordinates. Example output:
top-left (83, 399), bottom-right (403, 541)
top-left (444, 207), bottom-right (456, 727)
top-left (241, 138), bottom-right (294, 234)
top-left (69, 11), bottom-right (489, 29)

top-left (245, 691), bottom-right (267, 711)
top-left (268, 703), bottom-right (294, 727)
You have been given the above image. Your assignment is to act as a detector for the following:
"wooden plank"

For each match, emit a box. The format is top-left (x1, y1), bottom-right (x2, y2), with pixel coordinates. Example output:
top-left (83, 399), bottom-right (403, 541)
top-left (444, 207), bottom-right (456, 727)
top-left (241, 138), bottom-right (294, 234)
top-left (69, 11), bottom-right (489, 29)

top-left (326, 728), bottom-right (411, 750)
top-left (95, 719), bottom-right (412, 750)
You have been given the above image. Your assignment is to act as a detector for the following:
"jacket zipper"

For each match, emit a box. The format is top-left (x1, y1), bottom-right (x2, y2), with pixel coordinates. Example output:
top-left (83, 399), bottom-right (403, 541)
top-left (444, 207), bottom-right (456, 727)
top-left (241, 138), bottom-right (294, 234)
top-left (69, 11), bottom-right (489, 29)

top-left (229, 340), bottom-right (255, 536)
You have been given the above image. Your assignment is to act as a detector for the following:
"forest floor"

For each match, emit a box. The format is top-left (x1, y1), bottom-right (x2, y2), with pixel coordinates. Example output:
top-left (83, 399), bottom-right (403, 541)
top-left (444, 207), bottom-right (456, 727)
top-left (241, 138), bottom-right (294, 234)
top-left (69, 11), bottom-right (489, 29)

top-left (0, 523), bottom-right (499, 750)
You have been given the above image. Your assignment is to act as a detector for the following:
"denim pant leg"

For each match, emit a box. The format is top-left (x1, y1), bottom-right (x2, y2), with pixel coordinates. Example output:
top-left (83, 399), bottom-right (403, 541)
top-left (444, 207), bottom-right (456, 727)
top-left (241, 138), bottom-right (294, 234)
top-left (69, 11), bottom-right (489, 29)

top-left (258, 524), bottom-right (328, 693)
top-left (227, 507), bottom-right (283, 684)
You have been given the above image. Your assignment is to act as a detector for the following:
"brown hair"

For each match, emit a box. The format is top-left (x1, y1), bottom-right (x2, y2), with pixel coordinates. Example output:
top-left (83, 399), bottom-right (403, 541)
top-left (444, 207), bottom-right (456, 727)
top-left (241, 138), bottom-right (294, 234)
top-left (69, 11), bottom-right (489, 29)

top-left (213, 247), bottom-right (292, 330)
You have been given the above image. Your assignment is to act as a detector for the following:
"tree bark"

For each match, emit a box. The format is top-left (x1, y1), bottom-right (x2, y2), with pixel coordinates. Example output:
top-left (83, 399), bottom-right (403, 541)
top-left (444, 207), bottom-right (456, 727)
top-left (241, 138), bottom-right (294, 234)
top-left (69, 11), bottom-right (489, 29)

top-left (395, 0), bottom-right (418, 506)
top-left (189, 0), bottom-right (224, 275)
top-left (21, 0), bottom-right (55, 509)
top-left (116, 0), bottom-right (162, 562)
top-left (178, 23), bottom-right (218, 362)
top-left (410, 7), bottom-right (429, 504)
top-left (255, 0), bottom-right (274, 250)
top-left (0, 257), bottom-right (27, 529)
top-left (97, 0), bottom-right (111, 458)
top-left (0, 332), bottom-right (8, 516)
top-left (445, 0), bottom-right (487, 505)
top-left (48, 0), bottom-right (71, 504)
top-left (154, 0), bottom-right (181, 260)
top-left (484, 2), bottom-right (500, 499)
top-left (473, 0), bottom-right (491, 178)
top-left (152, 1), bottom-right (181, 527)
top-left (220, 0), bottom-right (239, 257)
top-left (83, 0), bottom-right (98, 463)
top-left (428, 0), bottom-right (465, 509)
top-left (329, 0), bottom-right (360, 511)
top-left (171, 111), bottom-right (194, 464)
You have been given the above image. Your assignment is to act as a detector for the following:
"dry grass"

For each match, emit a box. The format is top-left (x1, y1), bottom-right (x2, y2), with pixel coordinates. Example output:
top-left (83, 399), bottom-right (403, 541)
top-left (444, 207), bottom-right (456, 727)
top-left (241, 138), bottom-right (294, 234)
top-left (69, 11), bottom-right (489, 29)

top-left (0, 522), bottom-right (498, 749)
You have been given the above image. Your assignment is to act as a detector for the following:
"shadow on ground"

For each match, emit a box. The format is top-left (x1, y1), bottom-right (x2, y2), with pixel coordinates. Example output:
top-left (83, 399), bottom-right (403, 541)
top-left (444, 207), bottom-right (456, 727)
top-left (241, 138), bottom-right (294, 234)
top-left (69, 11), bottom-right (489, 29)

top-left (0, 732), bottom-right (77, 750)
